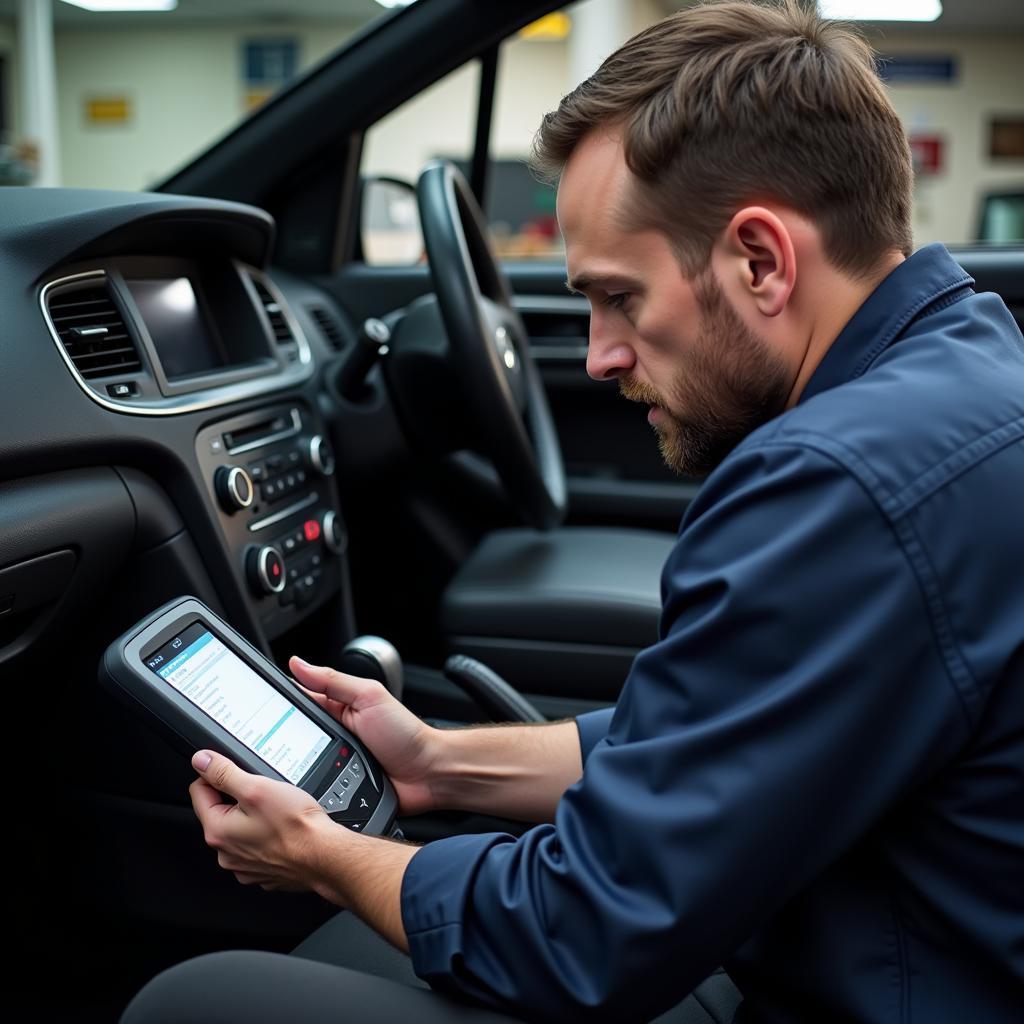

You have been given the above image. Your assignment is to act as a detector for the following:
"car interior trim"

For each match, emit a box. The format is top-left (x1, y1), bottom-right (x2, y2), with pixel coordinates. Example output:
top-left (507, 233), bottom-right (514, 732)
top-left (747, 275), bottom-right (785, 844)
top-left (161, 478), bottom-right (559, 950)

top-left (246, 491), bottom-right (319, 533)
top-left (39, 267), bottom-right (315, 417)
top-left (225, 407), bottom-right (303, 455)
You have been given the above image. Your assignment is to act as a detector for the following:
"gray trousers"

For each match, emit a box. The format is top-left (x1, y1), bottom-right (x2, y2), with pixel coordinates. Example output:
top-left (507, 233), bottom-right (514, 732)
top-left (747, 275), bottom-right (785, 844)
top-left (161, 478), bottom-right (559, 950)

top-left (119, 910), bottom-right (742, 1023)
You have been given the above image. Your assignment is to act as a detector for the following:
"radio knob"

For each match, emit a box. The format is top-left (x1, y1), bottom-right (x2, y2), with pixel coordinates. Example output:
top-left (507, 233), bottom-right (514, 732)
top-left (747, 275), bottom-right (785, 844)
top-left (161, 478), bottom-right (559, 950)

top-left (247, 545), bottom-right (286, 596)
top-left (322, 510), bottom-right (347, 555)
top-left (307, 435), bottom-right (336, 477)
top-left (215, 466), bottom-right (254, 513)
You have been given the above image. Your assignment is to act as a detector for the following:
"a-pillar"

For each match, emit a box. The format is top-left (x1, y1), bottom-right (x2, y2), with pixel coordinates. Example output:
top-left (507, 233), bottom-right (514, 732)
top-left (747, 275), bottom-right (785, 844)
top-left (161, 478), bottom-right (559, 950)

top-left (18, 0), bottom-right (60, 186)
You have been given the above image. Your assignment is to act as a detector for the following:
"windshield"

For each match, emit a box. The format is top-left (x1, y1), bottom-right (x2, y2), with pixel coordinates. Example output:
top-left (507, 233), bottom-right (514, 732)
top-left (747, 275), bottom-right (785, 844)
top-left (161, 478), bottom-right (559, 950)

top-left (0, 0), bottom-right (420, 192)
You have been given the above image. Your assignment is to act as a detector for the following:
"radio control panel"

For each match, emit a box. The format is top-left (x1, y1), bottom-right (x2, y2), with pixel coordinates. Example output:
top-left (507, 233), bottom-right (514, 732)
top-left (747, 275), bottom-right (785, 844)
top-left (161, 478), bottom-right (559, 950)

top-left (195, 403), bottom-right (344, 638)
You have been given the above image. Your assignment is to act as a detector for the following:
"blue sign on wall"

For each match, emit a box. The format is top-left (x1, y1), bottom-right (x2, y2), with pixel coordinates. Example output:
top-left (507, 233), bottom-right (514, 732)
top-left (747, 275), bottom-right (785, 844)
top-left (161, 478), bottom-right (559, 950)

top-left (876, 56), bottom-right (958, 84)
top-left (244, 39), bottom-right (299, 86)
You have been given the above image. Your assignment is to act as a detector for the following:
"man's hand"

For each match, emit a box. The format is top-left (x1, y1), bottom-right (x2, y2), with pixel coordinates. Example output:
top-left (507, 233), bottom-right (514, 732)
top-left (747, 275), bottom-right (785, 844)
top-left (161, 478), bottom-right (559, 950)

top-left (290, 656), bottom-right (585, 823)
top-left (190, 749), bottom-right (416, 949)
top-left (289, 657), bottom-right (442, 816)
top-left (189, 749), bottom-right (335, 893)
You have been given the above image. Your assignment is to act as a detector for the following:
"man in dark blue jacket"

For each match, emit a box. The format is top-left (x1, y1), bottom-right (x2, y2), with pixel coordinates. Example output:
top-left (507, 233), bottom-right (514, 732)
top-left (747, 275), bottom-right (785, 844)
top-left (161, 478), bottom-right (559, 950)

top-left (123, 2), bottom-right (1024, 1022)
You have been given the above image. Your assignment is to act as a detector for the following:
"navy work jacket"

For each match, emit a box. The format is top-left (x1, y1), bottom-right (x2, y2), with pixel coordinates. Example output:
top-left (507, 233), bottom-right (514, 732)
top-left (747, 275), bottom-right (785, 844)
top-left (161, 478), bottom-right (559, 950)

top-left (400, 244), bottom-right (1024, 1022)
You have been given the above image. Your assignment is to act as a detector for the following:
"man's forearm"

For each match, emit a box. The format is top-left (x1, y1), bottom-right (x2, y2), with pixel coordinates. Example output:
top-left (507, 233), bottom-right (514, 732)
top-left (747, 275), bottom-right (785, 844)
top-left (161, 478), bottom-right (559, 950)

top-left (429, 719), bottom-right (583, 822)
top-left (299, 721), bottom-right (584, 954)
top-left (305, 825), bottom-right (416, 952)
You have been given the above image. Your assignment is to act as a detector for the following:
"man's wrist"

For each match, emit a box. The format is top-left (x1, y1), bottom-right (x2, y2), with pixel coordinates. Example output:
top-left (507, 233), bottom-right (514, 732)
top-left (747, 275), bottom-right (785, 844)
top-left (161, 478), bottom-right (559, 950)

top-left (300, 815), bottom-right (417, 951)
top-left (424, 725), bottom-right (488, 811)
top-left (417, 720), bottom-right (583, 822)
top-left (300, 815), bottom-right (358, 905)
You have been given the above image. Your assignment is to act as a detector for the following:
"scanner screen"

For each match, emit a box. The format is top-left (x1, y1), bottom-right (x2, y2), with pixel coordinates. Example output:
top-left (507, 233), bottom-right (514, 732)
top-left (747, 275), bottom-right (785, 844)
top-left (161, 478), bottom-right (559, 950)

top-left (146, 622), bottom-right (331, 785)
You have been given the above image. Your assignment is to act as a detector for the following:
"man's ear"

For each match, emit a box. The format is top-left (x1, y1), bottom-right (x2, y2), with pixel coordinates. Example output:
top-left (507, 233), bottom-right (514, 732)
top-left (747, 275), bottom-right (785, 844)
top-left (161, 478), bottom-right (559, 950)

top-left (718, 207), bottom-right (796, 318)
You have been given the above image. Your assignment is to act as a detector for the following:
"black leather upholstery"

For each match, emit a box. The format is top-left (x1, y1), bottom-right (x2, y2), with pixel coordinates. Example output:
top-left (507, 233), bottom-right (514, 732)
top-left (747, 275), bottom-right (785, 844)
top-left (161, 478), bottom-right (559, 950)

top-left (442, 527), bottom-right (675, 698)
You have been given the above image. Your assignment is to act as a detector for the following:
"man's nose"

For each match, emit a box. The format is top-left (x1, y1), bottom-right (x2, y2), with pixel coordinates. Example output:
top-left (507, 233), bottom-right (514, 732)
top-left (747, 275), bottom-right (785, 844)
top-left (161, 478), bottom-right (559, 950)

top-left (586, 318), bottom-right (635, 381)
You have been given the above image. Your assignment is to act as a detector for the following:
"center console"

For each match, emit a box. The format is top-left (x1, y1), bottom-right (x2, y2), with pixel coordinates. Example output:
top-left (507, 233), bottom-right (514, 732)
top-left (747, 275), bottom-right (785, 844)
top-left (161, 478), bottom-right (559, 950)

top-left (196, 402), bottom-right (347, 639)
top-left (38, 229), bottom-right (349, 642)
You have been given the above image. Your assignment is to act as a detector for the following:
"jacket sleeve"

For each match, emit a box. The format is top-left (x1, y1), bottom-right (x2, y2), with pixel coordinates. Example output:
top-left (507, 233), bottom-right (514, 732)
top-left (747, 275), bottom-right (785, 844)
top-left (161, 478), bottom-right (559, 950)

top-left (575, 707), bottom-right (615, 764)
top-left (400, 441), bottom-right (969, 1022)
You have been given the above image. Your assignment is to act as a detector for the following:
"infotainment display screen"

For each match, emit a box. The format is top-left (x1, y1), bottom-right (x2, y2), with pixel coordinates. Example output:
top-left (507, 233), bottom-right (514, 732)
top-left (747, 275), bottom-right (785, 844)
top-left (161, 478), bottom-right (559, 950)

top-left (144, 621), bottom-right (331, 785)
top-left (126, 277), bottom-right (226, 379)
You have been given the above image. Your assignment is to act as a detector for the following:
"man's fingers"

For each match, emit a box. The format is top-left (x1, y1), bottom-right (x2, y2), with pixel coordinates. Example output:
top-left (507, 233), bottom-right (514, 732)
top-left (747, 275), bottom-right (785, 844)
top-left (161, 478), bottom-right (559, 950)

top-left (293, 680), bottom-right (330, 710)
top-left (189, 776), bottom-right (228, 818)
top-left (289, 657), bottom-right (385, 708)
top-left (191, 750), bottom-right (254, 803)
top-left (232, 872), bottom-right (268, 886)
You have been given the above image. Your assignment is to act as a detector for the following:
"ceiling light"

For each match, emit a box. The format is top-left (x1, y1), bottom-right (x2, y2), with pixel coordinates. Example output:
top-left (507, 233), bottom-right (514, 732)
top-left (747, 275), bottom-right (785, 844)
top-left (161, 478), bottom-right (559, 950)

top-left (60, 1), bottom-right (178, 11)
top-left (819, 0), bottom-right (942, 20)
top-left (374, 1), bottom-right (418, 9)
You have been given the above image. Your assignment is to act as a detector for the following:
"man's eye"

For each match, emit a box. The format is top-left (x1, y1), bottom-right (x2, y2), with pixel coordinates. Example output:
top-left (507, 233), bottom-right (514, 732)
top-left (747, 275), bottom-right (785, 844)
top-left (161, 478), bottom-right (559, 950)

top-left (603, 293), bottom-right (630, 310)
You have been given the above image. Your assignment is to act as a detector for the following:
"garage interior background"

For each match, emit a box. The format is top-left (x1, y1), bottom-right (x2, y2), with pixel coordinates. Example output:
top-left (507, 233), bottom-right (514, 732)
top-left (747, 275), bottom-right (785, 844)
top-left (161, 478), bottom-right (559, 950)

top-left (0, 0), bottom-right (1021, 252)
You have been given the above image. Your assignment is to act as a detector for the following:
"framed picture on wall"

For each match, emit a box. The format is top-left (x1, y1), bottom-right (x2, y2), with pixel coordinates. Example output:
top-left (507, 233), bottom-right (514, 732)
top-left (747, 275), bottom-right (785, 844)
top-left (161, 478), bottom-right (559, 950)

top-left (989, 118), bottom-right (1024, 159)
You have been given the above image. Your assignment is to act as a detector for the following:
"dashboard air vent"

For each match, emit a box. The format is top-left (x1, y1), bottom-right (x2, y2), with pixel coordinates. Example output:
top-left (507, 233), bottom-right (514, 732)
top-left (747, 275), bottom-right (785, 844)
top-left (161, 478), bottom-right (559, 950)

top-left (308, 306), bottom-right (344, 350)
top-left (47, 281), bottom-right (142, 380)
top-left (251, 276), bottom-right (297, 357)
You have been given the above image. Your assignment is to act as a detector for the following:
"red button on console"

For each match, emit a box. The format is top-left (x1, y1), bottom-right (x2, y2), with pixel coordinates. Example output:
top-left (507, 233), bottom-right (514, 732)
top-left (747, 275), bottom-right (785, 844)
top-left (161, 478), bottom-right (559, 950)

top-left (303, 519), bottom-right (321, 542)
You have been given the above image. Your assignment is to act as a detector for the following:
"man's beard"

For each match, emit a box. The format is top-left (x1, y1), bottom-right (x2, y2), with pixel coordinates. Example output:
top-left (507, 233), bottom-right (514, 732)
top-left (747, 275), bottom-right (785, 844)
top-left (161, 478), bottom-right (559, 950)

top-left (619, 271), bottom-right (791, 478)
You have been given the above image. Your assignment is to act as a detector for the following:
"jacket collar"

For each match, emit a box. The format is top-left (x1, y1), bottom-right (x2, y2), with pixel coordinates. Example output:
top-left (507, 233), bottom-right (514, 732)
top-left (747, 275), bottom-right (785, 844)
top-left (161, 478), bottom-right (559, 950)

top-left (798, 243), bottom-right (975, 406)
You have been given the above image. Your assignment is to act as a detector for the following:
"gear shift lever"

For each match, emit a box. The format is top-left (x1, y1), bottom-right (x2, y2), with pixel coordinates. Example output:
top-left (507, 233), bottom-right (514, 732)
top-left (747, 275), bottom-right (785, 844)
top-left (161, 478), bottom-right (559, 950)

top-left (443, 654), bottom-right (546, 723)
top-left (338, 635), bottom-right (404, 701)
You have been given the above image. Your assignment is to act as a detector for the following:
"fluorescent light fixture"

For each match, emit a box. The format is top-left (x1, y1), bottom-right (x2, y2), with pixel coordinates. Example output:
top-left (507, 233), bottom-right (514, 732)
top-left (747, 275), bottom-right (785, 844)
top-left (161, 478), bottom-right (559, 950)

top-left (374, 1), bottom-right (417, 9)
top-left (819, 0), bottom-right (942, 20)
top-left (60, 1), bottom-right (177, 11)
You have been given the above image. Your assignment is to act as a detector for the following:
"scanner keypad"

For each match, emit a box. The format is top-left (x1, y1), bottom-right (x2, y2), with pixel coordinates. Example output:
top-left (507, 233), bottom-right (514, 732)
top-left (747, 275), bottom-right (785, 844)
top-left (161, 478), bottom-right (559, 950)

top-left (318, 754), bottom-right (368, 815)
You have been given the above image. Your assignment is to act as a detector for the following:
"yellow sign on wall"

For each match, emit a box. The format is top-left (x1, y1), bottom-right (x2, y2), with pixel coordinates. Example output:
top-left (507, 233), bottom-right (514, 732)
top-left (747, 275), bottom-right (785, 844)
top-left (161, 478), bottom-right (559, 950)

top-left (519, 13), bottom-right (571, 41)
top-left (85, 96), bottom-right (132, 126)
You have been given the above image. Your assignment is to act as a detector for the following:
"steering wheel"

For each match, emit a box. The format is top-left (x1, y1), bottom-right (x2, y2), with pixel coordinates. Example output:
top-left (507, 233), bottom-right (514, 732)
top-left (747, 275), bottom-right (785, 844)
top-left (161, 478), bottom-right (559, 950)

top-left (416, 161), bottom-right (566, 531)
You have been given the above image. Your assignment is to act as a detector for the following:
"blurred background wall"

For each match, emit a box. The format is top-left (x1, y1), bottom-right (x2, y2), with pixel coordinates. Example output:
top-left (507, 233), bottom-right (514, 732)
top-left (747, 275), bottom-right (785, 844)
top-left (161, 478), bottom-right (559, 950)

top-left (0, 0), bottom-right (1020, 249)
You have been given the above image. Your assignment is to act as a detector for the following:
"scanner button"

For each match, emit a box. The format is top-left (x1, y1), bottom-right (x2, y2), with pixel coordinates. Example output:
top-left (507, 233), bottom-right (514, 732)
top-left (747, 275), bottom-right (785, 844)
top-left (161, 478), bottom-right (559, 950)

top-left (331, 774), bottom-right (356, 808)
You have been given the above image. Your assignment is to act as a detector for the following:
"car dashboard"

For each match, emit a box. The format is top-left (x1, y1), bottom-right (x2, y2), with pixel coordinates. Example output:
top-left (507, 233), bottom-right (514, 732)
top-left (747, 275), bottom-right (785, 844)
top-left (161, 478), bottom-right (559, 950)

top-left (0, 187), bottom-right (357, 669)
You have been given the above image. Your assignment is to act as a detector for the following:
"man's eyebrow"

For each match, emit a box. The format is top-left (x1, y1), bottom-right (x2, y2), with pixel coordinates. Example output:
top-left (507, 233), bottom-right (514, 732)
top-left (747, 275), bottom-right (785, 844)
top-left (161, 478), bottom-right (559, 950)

top-left (567, 273), bottom-right (641, 295)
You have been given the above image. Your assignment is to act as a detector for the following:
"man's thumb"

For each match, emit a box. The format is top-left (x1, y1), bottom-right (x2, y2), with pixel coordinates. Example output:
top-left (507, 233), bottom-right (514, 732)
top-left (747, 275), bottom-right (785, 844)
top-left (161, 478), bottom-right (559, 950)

top-left (191, 750), bottom-right (244, 798)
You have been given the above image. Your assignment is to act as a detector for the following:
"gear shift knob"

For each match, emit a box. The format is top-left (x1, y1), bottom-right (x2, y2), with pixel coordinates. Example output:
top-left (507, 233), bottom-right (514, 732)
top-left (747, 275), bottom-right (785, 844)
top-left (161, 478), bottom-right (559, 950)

top-left (339, 635), bottom-right (403, 701)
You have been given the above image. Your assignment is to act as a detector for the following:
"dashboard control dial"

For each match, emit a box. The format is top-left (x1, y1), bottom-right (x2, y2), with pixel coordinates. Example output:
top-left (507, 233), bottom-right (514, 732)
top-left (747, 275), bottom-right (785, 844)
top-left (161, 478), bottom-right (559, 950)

top-left (307, 435), bottom-right (336, 477)
top-left (215, 466), bottom-right (254, 512)
top-left (322, 510), bottom-right (347, 555)
top-left (247, 545), bottom-right (286, 596)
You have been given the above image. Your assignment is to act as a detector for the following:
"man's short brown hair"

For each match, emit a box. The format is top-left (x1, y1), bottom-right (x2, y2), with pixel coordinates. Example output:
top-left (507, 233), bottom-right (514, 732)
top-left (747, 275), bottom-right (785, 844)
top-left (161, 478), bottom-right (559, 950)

top-left (534, 0), bottom-right (913, 278)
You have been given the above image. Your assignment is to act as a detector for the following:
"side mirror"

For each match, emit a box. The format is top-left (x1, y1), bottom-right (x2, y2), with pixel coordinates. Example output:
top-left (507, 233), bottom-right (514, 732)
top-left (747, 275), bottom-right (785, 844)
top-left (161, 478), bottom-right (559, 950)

top-left (360, 176), bottom-right (424, 266)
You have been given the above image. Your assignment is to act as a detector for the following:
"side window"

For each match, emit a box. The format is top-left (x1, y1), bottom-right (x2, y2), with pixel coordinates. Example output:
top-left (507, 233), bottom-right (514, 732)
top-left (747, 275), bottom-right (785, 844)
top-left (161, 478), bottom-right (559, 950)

top-left (486, 2), bottom-right (639, 262)
top-left (484, 5), bottom-right (1024, 256)
top-left (360, 62), bottom-right (480, 266)
top-left (486, 27), bottom-right (567, 262)
top-left (358, 3), bottom-right (637, 266)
